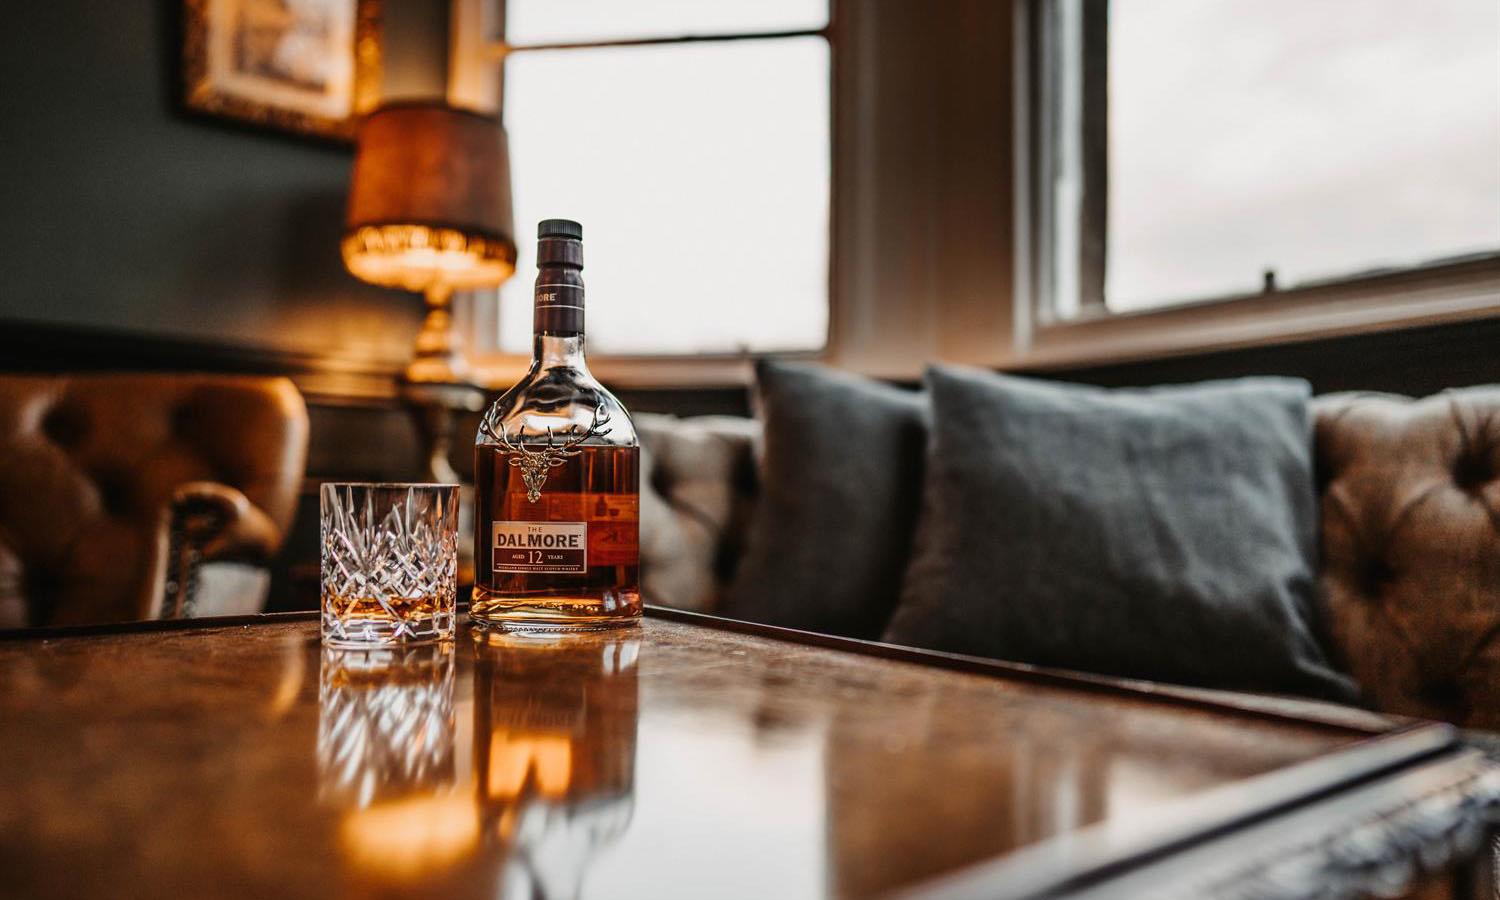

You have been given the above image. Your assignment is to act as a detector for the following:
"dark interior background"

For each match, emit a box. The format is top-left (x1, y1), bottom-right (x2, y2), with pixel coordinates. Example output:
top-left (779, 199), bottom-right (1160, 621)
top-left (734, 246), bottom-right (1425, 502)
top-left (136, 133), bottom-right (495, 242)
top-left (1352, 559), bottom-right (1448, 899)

top-left (0, 0), bottom-right (453, 367)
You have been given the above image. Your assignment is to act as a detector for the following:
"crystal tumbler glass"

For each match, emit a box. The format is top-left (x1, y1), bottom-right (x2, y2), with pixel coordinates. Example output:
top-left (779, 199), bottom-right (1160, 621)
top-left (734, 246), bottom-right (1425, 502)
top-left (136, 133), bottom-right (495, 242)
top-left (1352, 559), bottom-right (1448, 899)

top-left (321, 483), bottom-right (459, 647)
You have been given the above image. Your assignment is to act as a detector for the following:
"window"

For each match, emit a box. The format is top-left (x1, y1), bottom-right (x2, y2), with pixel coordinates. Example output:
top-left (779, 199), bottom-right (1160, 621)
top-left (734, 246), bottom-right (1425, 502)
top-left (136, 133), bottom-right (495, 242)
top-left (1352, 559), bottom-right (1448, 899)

top-left (470, 1), bottom-right (831, 357)
top-left (1041, 0), bottom-right (1500, 319)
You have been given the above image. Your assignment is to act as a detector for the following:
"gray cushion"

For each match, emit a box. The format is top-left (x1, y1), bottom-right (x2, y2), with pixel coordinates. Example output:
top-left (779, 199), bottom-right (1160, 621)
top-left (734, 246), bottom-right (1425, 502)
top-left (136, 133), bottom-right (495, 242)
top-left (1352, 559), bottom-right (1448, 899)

top-left (883, 365), bottom-right (1358, 702)
top-left (721, 360), bottom-right (926, 639)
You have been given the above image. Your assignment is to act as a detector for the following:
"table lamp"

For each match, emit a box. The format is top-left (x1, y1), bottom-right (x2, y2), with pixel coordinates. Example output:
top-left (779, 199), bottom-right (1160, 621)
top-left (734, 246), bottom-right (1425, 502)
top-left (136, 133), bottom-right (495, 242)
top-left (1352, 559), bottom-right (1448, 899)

top-left (342, 101), bottom-right (516, 384)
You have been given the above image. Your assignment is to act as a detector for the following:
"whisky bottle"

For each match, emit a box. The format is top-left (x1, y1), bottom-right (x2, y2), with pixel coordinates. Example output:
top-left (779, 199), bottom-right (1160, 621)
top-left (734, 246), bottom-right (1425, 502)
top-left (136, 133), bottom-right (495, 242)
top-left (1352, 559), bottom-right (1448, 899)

top-left (472, 219), bottom-right (641, 630)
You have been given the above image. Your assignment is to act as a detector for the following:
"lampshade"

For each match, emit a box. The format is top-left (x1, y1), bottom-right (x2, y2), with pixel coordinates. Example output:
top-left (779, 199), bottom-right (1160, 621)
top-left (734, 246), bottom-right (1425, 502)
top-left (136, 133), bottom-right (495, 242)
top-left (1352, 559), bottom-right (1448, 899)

top-left (342, 102), bottom-right (517, 292)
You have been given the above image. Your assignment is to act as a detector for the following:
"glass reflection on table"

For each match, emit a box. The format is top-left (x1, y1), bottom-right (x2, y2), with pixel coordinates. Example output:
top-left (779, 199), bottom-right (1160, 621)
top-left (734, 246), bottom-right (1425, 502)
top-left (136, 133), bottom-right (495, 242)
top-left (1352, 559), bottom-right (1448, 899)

top-left (317, 644), bottom-right (458, 808)
top-left (318, 644), bottom-right (473, 882)
top-left (314, 629), bottom-right (640, 898)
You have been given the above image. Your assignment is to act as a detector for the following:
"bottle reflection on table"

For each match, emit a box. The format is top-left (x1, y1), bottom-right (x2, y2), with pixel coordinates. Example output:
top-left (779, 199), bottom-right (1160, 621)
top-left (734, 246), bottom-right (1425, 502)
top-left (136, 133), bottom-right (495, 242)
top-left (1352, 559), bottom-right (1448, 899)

top-left (472, 627), bottom-right (641, 900)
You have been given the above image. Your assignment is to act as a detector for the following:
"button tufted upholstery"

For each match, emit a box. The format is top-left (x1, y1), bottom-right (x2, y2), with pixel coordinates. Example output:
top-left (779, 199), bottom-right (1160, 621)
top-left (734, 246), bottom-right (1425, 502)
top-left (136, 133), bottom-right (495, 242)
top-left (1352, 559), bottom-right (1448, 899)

top-left (639, 387), bottom-right (1500, 726)
top-left (1314, 388), bottom-right (1500, 728)
top-left (0, 375), bottom-right (308, 627)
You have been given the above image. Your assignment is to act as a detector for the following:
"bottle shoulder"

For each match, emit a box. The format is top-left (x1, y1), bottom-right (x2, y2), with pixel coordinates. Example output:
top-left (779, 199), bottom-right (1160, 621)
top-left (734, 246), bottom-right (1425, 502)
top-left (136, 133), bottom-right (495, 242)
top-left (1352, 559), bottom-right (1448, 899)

top-left (476, 366), bottom-right (637, 448)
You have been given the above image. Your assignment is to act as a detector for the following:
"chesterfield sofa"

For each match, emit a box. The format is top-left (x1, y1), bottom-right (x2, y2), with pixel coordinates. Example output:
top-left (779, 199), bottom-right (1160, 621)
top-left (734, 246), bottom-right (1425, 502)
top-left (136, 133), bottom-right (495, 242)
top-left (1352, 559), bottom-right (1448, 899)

top-left (635, 387), bottom-right (1500, 729)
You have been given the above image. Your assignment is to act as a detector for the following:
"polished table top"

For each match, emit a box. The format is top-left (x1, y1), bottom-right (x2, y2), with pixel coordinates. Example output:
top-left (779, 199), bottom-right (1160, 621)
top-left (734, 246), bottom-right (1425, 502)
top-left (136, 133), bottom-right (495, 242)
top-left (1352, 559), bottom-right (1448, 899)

top-left (0, 611), bottom-right (1434, 899)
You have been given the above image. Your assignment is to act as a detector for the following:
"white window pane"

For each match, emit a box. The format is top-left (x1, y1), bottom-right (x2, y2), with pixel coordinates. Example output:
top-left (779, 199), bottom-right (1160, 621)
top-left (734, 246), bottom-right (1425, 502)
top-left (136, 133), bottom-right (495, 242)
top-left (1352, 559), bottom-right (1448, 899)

top-left (507, 0), bottom-right (827, 46)
top-left (1108, 0), bottom-right (1500, 312)
top-left (501, 38), bottom-right (830, 355)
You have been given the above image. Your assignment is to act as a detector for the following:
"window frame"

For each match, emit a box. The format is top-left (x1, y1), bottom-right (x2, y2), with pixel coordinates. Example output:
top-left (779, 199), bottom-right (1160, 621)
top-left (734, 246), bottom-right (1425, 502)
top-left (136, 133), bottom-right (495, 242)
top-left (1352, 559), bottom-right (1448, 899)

top-left (448, 1), bottom-right (1500, 388)
top-left (1022, 0), bottom-right (1500, 370)
top-left (447, 0), bottom-right (835, 387)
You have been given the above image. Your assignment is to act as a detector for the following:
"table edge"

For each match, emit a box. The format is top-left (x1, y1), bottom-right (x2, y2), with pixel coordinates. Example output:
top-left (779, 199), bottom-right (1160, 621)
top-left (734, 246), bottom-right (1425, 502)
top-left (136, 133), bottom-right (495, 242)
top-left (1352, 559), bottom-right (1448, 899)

top-left (899, 721), bottom-right (1479, 900)
top-left (1, 604), bottom-right (1397, 736)
top-left (646, 606), bottom-right (1399, 736)
top-left (0, 608), bottom-right (321, 641)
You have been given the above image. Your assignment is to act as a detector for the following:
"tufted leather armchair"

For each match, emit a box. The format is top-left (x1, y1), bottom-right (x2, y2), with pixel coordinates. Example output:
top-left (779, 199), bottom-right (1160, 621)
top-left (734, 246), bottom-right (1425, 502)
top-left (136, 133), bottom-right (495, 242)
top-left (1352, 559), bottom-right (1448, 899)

top-left (639, 388), bottom-right (1500, 728)
top-left (0, 375), bottom-right (308, 627)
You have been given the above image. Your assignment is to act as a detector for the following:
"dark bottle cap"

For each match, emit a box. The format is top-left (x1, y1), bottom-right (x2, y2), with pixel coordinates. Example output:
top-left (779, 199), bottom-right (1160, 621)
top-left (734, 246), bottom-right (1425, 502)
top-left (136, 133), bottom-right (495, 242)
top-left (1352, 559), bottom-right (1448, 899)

top-left (537, 218), bottom-right (583, 268)
top-left (534, 218), bottom-right (585, 334)
top-left (538, 218), bottom-right (583, 240)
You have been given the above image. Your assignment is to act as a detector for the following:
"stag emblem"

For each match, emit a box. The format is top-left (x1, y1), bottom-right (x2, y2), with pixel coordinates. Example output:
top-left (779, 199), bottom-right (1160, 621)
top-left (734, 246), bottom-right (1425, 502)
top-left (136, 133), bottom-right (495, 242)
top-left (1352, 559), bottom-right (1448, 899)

top-left (493, 405), bottom-right (612, 502)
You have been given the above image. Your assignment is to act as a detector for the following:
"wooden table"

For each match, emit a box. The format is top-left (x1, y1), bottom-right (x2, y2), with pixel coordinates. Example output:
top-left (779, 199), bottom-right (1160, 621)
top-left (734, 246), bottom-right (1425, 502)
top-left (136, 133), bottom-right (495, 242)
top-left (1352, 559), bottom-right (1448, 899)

top-left (1, 608), bottom-right (1496, 899)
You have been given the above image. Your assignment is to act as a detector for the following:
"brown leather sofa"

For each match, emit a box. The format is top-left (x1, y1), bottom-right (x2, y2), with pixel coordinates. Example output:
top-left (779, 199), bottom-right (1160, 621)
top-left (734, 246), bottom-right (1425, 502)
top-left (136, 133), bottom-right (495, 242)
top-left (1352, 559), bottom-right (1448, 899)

top-left (637, 388), bottom-right (1500, 728)
top-left (0, 374), bottom-right (308, 627)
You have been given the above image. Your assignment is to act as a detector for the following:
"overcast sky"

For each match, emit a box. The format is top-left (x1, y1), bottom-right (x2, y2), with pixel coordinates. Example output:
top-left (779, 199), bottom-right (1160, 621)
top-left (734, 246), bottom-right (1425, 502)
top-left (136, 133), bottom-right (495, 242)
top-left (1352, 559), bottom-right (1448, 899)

top-left (501, 36), bottom-right (829, 356)
top-left (1108, 0), bottom-right (1500, 310)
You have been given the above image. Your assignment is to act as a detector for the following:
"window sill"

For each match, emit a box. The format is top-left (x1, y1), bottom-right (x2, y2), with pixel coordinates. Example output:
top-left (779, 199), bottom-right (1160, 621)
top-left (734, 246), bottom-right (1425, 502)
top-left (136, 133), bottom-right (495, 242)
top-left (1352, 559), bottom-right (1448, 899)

top-left (466, 352), bottom-right (774, 390)
top-left (465, 257), bottom-right (1500, 390)
top-left (1017, 256), bottom-right (1500, 372)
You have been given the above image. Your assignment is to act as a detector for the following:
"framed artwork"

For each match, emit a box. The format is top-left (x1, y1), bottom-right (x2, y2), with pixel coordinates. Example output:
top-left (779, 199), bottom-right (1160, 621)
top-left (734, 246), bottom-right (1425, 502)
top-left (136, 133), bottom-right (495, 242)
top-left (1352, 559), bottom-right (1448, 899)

top-left (182, 0), bottom-right (382, 142)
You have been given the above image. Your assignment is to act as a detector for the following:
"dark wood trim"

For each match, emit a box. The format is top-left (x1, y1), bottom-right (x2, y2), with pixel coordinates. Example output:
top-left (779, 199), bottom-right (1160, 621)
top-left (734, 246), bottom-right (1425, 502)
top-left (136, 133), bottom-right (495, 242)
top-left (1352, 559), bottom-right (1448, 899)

top-left (1028, 313), bottom-right (1500, 395)
top-left (0, 319), bottom-right (353, 373)
top-left (1076, 0), bottom-right (1108, 314)
top-left (0, 609), bottom-right (319, 641)
top-left (866, 315), bottom-right (1500, 396)
top-left (0, 319), bottom-right (404, 402)
top-left (908, 724), bottom-right (1470, 899)
top-left (5, 312), bottom-right (1498, 406)
top-left (645, 605), bottom-right (1392, 734)
top-left (0, 318), bottom-right (756, 414)
top-left (2, 601), bottom-right (1390, 734)
top-left (503, 26), bottom-right (830, 55)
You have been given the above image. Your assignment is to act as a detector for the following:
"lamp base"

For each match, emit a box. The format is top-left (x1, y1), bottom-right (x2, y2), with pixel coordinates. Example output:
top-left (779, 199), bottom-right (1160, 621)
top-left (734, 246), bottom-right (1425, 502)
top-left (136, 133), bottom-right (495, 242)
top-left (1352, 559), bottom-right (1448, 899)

top-left (397, 379), bottom-right (487, 587)
top-left (406, 283), bottom-right (469, 384)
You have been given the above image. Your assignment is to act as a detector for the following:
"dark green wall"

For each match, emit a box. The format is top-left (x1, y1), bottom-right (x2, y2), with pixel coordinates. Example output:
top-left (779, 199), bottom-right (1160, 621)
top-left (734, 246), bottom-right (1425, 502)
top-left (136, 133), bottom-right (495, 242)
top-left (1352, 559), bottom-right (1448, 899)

top-left (0, 0), bottom-right (448, 367)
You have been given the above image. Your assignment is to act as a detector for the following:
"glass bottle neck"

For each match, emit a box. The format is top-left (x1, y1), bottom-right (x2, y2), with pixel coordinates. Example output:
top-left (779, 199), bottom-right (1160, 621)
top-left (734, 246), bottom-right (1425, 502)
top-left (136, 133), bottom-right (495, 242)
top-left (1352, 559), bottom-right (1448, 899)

top-left (533, 333), bottom-right (587, 371)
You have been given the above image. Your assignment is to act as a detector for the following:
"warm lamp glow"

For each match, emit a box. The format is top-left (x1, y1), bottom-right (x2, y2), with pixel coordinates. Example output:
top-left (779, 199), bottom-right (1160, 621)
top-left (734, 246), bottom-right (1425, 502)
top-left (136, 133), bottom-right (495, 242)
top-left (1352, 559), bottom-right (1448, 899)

top-left (486, 730), bottom-right (574, 801)
top-left (343, 101), bottom-right (516, 383)
top-left (341, 224), bottom-right (516, 292)
top-left (340, 793), bottom-right (479, 879)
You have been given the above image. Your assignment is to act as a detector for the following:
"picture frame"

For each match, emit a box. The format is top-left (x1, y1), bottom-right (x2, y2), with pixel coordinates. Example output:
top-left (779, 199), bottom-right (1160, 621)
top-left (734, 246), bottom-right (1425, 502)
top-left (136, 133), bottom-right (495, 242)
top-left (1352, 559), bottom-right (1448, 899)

top-left (181, 0), bottom-right (382, 143)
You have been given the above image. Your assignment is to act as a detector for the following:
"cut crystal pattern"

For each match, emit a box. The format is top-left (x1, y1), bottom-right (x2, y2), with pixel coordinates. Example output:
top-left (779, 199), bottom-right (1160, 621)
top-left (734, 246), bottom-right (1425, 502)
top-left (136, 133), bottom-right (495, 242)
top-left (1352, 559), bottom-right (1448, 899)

top-left (321, 483), bottom-right (458, 646)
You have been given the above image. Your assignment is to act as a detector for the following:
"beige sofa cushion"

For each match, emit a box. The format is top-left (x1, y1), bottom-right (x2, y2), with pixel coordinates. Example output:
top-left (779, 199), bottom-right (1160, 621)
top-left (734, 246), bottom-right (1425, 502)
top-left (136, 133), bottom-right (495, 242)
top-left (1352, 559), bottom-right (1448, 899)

top-left (637, 413), bottom-right (760, 612)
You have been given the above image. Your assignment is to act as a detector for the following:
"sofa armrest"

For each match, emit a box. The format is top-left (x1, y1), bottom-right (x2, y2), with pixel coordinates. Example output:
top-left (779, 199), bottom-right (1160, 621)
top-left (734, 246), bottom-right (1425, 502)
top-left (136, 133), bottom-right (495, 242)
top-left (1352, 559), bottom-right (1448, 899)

top-left (158, 482), bottom-right (284, 619)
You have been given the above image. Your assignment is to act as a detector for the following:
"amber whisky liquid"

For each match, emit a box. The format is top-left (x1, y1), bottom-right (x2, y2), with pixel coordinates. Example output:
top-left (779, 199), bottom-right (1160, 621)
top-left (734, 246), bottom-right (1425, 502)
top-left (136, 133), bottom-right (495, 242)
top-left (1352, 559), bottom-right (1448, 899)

top-left (320, 592), bottom-right (456, 648)
top-left (324, 594), bottom-right (448, 625)
top-left (472, 444), bottom-right (641, 629)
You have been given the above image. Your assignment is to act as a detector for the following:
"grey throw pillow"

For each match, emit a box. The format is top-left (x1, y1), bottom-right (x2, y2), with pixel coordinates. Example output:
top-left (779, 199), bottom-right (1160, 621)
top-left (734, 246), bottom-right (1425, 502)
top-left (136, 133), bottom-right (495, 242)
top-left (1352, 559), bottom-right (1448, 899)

top-left (884, 365), bottom-right (1357, 702)
top-left (721, 360), bottom-right (926, 639)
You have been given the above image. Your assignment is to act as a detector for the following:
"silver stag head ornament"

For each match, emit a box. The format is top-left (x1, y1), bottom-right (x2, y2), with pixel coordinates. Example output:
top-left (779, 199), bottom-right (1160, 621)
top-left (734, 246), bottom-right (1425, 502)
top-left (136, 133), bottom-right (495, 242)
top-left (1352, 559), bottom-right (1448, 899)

top-left (497, 405), bottom-right (612, 502)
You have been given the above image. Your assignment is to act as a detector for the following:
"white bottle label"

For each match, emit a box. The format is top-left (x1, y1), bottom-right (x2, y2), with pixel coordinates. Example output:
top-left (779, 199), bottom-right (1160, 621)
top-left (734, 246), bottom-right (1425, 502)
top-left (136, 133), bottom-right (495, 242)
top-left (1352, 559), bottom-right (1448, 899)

top-left (493, 521), bottom-right (588, 574)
